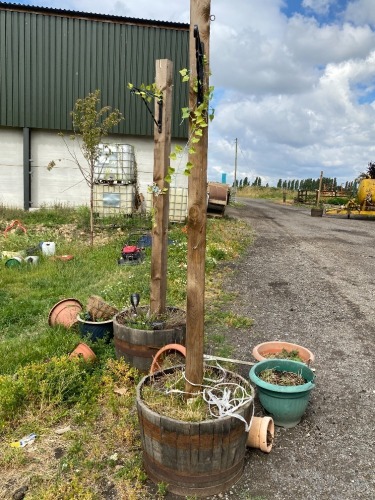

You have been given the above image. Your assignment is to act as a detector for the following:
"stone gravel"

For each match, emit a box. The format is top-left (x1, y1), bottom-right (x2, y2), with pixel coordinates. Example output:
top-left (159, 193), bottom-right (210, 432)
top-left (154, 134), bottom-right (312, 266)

top-left (166, 198), bottom-right (375, 500)
top-left (210, 198), bottom-right (375, 500)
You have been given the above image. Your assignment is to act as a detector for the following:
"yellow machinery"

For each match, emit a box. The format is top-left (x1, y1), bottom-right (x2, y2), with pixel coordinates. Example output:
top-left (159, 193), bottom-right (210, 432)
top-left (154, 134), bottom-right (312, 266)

top-left (325, 179), bottom-right (375, 218)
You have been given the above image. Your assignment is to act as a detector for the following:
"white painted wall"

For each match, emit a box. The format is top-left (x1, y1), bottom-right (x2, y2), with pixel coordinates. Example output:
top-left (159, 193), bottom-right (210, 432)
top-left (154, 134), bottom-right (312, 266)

top-left (0, 127), bottom-right (188, 211)
top-left (0, 127), bottom-right (24, 207)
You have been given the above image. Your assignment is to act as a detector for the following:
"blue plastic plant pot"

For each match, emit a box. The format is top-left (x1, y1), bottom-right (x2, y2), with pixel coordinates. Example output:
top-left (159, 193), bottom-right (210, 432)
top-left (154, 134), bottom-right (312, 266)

top-left (76, 316), bottom-right (114, 342)
top-left (249, 359), bottom-right (315, 428)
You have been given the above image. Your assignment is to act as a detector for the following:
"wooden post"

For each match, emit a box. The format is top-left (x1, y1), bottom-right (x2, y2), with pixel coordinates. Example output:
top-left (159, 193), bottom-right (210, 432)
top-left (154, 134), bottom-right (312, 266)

top-left (150, 59), bottom-right (173, 316)
top-left (317, 170), bottom-right (323, 206)
top-left (185, 0), bottom-right (211, 394)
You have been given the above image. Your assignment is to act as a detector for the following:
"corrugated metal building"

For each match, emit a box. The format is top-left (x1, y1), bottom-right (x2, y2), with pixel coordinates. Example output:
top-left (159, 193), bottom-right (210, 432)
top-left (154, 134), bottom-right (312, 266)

top-left (0, 2), bottom-right (189, 216)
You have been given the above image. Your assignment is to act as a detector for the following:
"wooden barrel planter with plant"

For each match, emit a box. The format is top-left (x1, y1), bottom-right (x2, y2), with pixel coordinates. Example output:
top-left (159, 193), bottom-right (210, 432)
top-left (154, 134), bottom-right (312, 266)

top-left (136, 365), bottom-right (254, 497)
top-left (311, 207), bottom-right (323, 217)
top-left (113, 306), bottom-right (186, 373)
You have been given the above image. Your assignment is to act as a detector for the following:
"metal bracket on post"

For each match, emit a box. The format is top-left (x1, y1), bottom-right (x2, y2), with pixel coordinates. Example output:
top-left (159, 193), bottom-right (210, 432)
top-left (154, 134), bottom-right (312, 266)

top-left (157, 97), bottom-right (163, 133)
top-left (130, 87), bottom-right (163, 133)
top-left (194, 25), bottom-right (204, 106)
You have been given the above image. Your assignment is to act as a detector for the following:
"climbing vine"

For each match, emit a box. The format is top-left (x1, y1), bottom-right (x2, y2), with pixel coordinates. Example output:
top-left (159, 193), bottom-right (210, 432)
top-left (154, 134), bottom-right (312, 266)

top-left (168, 67), bottom-right (214, 181)
top-left (128, 65), bottom-right (214, 191)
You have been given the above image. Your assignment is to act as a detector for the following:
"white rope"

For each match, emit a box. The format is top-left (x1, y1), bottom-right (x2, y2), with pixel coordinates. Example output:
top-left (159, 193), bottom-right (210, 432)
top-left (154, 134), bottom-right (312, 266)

top-left (161, 362), bottom-right (254, 431)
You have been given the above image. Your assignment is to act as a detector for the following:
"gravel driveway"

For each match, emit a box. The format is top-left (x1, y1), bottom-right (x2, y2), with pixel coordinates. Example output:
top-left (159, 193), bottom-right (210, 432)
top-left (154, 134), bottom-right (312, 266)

top-left (213, 198), bottom-right (375, 500)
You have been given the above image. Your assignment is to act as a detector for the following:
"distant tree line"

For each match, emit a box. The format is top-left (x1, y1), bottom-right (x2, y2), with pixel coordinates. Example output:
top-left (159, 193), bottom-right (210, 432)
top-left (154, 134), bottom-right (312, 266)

top-left (234, 177), bottom-right (269, 188)
top-left (233, 176), bottom-right (356, 192)
top-left (277, 177), bottom-right (356, 192)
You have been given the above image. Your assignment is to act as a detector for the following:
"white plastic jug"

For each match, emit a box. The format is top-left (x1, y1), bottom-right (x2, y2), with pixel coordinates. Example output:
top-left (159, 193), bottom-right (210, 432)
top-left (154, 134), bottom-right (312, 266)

top-left (41, 242), bottom-right (56, 256)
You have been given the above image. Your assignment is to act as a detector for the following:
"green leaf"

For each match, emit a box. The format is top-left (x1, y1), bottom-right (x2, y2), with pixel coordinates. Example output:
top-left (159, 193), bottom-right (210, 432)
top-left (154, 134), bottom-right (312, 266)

top-left (165, 174), bottom-right (172, 183)
top-left (168, 167), bottom-right (175, 175)
top-left (181, 108), bottom-right (190, 119)
top-left (169, 152), bottom-right (177, 161)
top-left (175, 145), bottom-right (183, 153)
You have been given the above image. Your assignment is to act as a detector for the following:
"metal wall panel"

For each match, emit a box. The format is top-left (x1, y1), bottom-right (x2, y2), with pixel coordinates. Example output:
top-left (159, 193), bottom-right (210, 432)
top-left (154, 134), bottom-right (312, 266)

top-left (0, 8), bottom-right (189, 138)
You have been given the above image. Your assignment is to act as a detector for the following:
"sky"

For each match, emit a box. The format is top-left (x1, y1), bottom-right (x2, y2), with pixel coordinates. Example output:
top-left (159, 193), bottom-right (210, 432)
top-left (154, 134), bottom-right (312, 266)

top-left (11, 0), bottom-right (375, 186)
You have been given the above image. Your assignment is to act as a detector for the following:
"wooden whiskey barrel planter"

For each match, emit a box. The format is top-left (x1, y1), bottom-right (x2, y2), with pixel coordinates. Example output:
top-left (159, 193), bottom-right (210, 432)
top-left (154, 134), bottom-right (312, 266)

top-left (311, 207), bottom-right (323, 217)
top-left (136, 366), bottom-right (254, 497)
top-left (113, 307), bottom-right (186, 373)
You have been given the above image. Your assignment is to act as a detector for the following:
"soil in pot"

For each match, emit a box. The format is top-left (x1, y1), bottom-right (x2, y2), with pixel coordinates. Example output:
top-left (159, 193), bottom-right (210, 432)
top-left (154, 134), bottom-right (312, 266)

top-left (113, 306), bottom-right (186, 373)
top-left (264, 348), bottom-right (302, 361)
top-left (137, 365), bottom-right (254, 497)
top-left (258, 368), bottom-right (306, 386)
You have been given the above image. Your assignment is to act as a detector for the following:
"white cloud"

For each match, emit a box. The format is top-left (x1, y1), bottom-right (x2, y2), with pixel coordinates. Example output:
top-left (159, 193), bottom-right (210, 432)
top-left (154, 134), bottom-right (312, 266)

top-left (344, 0), bottom-right (375, 27)
top-left (302, 0), bottom-right (334, 15)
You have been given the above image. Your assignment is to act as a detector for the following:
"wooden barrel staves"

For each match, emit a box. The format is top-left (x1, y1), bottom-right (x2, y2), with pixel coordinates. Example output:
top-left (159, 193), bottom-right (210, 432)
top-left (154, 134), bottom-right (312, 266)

top-left (113, 307), bottom-right (186, 373)
top-left (136, 366), bottom-right (254, 497)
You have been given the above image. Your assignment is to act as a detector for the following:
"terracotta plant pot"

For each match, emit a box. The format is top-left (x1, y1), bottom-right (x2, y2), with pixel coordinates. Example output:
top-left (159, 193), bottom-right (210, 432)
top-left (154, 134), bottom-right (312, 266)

top-left (149, 343), bottom-right (187, 374)
top-left (69, 343), bottom-right (96, 361)
top-left (48, 298), bottom-right (83, 328)
top-left (252, 341), bottom-right (315, 366)
top-left (53, 254), bottom-right (74, 261)
top-left (247, 416), bottom-right (274, 453)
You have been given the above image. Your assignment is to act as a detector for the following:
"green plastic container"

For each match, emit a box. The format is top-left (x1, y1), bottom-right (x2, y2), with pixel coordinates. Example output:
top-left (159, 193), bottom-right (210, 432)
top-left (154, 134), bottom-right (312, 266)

top-left (5, 257), bottom-right (23, 268)
top-left (249, 359), bottom-right (315, 428)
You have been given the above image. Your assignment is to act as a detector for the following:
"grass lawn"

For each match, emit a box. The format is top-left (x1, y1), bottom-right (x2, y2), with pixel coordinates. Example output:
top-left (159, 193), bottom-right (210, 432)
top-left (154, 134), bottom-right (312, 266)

top-left (0, 205), bottom-right (253, 499)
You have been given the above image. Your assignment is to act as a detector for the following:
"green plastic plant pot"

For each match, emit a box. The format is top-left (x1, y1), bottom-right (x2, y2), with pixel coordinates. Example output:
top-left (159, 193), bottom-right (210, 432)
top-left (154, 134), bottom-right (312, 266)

top-left (249, 359), bottom-right (315, 428)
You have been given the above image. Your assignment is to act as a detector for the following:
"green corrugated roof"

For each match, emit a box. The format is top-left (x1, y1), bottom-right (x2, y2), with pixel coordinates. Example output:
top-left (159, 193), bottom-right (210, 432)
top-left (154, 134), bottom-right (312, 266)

top-left (0, 3), bottom-right (189, 138)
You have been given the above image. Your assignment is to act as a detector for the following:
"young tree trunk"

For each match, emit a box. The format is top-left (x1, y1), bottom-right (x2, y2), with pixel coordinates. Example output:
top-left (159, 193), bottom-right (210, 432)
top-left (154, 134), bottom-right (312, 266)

top-left (90, 163), bottom-right (94, 246)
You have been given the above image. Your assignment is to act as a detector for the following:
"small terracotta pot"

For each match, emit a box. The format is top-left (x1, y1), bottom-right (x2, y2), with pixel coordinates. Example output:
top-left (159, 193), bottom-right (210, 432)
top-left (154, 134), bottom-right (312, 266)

top-left (252, 341), bottom-right (315, 365)
top-left (69, 342), bottom-right (96, 361)
top-left (150, 343), bottom-right (187, 374)
top-left (48, 298), bottom-right (83, 328)
top-left (54, 254), bottom-right (74, 261)
top-left (247, 416), bottom-right (274, 453)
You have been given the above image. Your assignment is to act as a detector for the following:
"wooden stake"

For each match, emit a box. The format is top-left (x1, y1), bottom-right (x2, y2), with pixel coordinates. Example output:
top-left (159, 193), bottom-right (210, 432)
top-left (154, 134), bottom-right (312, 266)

top-left (185, 0), bottom-right (211, 394)
top-left (150, 59), bottom-right (173, 316)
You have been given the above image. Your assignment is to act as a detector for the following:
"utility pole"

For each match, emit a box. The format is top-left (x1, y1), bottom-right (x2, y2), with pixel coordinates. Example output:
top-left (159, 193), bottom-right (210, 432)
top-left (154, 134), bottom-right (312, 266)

top-left (234, 137), bottom-right (238, 190)
top-left (317, 170), bottom-right (323, 206)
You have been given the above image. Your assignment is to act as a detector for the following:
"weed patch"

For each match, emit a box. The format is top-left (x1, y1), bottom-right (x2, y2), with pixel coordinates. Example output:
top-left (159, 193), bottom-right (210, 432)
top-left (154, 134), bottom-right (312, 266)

top-left (0, 207), bottom-right (253, 497)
